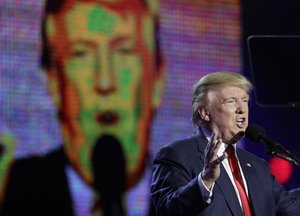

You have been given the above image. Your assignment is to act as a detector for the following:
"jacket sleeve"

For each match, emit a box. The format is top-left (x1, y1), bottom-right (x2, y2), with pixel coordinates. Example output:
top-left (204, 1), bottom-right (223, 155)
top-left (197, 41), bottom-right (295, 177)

top-left (272, 173), bottom-right (300, 215)
top-left (150, 144), bottom-right (208, 216)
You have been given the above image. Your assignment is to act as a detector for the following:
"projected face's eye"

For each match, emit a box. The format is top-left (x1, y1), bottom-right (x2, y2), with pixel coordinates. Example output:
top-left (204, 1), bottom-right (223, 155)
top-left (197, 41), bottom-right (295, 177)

top-left (70, 43), bottom-right (94, 58)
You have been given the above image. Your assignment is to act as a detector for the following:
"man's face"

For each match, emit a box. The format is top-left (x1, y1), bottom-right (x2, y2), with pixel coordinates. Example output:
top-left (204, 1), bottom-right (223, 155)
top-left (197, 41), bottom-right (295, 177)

top-left (206, 85), bottom-right (249, 144)
top-left (46, 2), bottom-right (162, 187)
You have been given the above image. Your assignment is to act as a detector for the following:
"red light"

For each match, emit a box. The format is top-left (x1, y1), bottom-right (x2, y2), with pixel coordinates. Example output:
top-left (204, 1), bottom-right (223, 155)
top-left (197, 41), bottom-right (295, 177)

top-left (269, 157), bottom-right (293, 184)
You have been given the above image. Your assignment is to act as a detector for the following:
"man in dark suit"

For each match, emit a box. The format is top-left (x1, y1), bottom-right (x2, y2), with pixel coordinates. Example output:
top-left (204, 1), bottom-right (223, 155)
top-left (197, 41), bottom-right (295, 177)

top-left (151, 71), bottom-right (300, 216)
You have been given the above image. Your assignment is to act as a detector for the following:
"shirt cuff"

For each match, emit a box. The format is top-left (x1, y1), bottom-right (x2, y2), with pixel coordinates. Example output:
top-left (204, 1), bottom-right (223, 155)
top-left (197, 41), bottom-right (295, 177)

top-left (198, 172), bottom-right (214, 204)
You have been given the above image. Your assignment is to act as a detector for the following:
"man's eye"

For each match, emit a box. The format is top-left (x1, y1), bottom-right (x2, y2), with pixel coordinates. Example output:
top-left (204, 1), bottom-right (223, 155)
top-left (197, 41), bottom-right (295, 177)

top-left (115, 45), bottom-right (134, 54)
top-left (69, 44), bottom-right (94, 57)
top-left (225, 99), bottom-right (235, 103)
top-left (71, 50), bottom-right (89, 57)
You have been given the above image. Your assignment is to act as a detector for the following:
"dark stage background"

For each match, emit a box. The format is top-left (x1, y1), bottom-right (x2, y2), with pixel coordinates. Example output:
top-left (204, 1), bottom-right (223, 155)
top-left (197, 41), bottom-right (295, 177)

top-left (242, 0), bottom-right (300, 190)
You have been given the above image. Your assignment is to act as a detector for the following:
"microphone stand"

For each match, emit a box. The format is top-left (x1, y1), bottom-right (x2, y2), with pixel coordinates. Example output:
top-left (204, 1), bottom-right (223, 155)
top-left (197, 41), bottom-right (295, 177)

top-left (264, 143), bottom-right (300, 167)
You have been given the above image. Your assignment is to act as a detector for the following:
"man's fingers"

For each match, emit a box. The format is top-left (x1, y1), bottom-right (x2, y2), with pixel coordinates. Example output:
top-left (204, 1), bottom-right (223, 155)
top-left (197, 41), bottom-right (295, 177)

top-left (205, 131), bottom-right (224, 167)
top-left (205, 140), bottom-right (212, 157)
top-left (218, 153), bottom-right (226, 162)
top-left (206, 132), bottom-right (218, 156)
top-left (213, 153), bottom-right (226, 165)
top-left (210, 138), bottom-right (222, 160)
top-left (212, 138), bottom-right (222, 152)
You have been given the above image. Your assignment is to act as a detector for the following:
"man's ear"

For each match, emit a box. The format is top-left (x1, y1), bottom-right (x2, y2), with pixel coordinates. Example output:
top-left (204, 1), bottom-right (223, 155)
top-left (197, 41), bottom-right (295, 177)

top-left (151, 66), bottom-right (166, 109)
top-left (45, 68), bottom-right (61, 110)
top-left (198, 107), bottom-right (210, 122)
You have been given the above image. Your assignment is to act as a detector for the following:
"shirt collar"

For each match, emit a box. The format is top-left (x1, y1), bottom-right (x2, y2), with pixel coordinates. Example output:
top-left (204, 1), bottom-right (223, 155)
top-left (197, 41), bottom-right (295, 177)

top-left (201, 128), bottom-right (238, 157)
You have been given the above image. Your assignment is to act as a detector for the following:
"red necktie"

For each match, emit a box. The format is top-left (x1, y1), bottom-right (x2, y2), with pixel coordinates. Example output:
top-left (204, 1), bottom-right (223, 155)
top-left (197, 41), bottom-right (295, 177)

top-left (226, 145), bottom-right (252, 216)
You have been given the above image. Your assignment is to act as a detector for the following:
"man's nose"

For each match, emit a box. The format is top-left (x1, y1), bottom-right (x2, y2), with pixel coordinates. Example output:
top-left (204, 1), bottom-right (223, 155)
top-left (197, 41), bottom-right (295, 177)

top-left (236, 100), bottom-right (247, 114)
top-left (94, 49), bottom-right (116, 96)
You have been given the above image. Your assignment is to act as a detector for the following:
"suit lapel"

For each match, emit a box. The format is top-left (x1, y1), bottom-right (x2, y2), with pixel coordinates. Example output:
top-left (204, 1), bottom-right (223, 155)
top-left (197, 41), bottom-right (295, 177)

top-left (215, 165), bottom-right (244, 216)
top-left (237, 149), bottom-right (261, 216)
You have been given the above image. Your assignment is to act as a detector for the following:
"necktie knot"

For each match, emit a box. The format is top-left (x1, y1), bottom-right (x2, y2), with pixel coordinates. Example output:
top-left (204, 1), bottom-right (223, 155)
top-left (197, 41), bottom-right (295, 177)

top-left (226, 144), bottom-right (235, 157)
top-left (226, 145), bottom-right (242, 182)
top-left (226, 145), bottom-right (238, 172)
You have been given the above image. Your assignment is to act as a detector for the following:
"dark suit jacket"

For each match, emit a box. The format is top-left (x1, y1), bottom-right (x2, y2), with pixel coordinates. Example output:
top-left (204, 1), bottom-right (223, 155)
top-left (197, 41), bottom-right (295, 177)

top-left (1, 148), bottom-right (74, 216)
top-left (151, 128), bottom-right (300, 216)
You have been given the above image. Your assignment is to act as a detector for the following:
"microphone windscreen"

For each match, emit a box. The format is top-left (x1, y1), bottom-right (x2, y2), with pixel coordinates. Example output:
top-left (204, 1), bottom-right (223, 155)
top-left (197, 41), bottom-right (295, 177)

top-left (92, 135), bottom-right (126, 200)
top-left (0, 143), bottom-right (5, 158)
top-left (245, 124), bottom-right (265, 142)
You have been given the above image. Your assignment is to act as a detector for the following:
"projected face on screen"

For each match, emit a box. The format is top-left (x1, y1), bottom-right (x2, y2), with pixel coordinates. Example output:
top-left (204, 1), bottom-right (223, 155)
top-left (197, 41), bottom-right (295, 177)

top-left (44, 0), bottom-right (164, 188)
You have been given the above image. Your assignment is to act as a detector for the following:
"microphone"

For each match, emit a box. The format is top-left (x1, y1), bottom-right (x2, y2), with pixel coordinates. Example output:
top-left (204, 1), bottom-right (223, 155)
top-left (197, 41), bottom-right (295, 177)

top-left (245, 124), bottom-right (289, 154)
top-left (92, 135), bottom-right (126, 216)
top-left (0, 143), bottom-right (5, 158)
top-left (245, 124), bottom-right (300, 167)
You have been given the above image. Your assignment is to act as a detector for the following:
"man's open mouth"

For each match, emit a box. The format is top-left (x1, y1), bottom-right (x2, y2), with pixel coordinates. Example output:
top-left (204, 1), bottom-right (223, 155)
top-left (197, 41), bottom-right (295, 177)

top-left (96, 111), bottom-right (119, 125)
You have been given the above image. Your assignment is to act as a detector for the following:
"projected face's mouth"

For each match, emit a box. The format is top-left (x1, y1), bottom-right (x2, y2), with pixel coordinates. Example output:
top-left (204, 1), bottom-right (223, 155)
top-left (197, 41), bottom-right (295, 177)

top-left (96, 111), bottom-right (119, 126)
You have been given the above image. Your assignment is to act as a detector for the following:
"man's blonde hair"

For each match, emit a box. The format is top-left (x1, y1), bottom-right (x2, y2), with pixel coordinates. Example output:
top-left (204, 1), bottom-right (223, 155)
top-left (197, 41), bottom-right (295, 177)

top-left (192, 71), bottom-right (253, 127)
